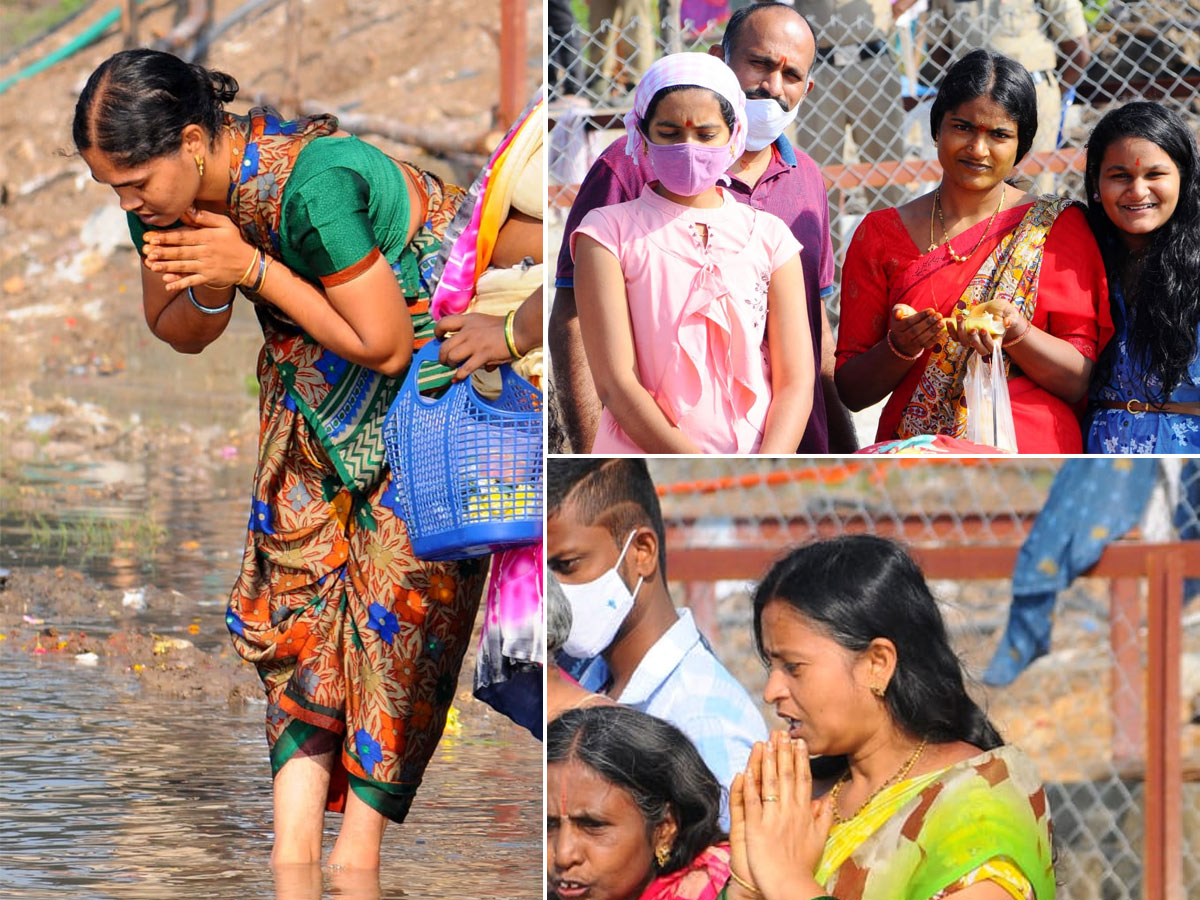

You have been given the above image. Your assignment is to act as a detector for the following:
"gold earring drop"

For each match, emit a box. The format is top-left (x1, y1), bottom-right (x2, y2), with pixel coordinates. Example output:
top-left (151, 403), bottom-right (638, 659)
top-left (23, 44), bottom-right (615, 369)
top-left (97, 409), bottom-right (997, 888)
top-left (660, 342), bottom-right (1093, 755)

top-left (195, 154), bottom-right (205, 178)
top-left (655, 845), bottom-right (670, 867)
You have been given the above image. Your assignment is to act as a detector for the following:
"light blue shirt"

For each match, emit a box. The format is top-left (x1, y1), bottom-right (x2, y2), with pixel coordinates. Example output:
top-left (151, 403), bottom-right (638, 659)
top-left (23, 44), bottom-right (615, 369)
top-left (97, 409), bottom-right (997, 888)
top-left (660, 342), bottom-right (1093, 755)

top-left (572, 608), bottom-right (767, 827)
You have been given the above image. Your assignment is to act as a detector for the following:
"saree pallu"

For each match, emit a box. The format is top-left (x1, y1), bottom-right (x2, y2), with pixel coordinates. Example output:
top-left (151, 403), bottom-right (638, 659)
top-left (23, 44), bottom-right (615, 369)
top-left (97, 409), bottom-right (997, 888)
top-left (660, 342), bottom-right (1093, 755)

top-left (222, 109), bottom-right (483, 822)
top-left (641, 844), bottom-right (731, 900)
top-left (836, 198), bottom-right (1111, 453)
top-left (431, 92), bottom-right (545, 739)
top-left (814, 746), bottom-right (1055, 900)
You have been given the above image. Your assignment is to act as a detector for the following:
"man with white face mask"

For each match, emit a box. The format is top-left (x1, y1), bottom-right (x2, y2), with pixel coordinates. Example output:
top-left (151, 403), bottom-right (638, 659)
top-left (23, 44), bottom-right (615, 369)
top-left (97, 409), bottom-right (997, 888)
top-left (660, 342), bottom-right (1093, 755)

top-left (550, 1), bottom-right (857, 455)
top-left (547, 458), bottom-right (767, 828)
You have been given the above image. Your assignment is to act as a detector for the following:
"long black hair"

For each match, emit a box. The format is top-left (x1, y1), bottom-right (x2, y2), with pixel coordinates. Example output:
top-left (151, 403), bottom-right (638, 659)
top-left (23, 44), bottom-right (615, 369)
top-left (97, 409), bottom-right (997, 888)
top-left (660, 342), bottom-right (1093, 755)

top-left (752, 535), bottom-right (1003, 757)
top-left (931, 49), bottom-right (1038, 165)
top-left (548, 706), bottom-right (725, 875)
top-left (73, 49), bottom-right (238, 166)
top-left (1084, 101), bottom-right (1200, 402)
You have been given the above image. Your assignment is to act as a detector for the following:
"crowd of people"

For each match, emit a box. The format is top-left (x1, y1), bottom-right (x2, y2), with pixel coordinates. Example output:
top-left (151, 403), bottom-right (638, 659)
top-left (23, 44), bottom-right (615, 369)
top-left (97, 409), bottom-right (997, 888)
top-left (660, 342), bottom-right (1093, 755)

top-left (547, 458), bottom-right (1057, 900)
top-left (550, 0), bottom-right (1200, 454)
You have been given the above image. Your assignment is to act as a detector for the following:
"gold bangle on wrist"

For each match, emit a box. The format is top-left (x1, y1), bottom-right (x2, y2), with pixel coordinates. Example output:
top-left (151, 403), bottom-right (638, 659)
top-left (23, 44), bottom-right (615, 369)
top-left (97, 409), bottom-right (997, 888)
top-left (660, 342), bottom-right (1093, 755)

top-left (251, 254), bottom-right (272, 294)
top-left (503, 309), bottom-right (521, 359)
top-left (728, 871), bottom-right (761, 896)
top-left (236, 249), bottom-right (261, 288)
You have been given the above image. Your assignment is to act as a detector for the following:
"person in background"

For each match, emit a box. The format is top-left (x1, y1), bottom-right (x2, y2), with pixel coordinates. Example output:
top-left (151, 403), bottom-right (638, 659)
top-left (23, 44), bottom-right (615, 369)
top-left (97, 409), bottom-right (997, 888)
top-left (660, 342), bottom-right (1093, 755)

top-left (547, 457), bottom-right (767, 826)
top-left (791, 0), bottom-right (908, 211)
top-left (551, 1), bottom-right (857, 454)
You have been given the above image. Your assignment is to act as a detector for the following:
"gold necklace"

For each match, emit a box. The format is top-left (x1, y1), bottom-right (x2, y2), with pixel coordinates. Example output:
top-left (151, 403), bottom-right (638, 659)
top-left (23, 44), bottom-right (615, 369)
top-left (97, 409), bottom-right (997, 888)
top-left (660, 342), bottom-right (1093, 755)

top-left (829, 739), bottom-right (928, 825)
top-left (928, 188), bottom-right (1005, 262)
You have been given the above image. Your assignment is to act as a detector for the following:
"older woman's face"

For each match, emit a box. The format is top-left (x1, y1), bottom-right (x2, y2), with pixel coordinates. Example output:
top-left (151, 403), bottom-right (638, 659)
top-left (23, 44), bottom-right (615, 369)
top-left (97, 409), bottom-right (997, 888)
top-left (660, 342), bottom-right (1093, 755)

top-left (936, 95), bottom-right (1021, 193)
top-left (81, 143), bottom-right (200, 228)
top-left (547, 758), bottom-right (656, 900)
top-left (759, 600), bottom-right (879, 756)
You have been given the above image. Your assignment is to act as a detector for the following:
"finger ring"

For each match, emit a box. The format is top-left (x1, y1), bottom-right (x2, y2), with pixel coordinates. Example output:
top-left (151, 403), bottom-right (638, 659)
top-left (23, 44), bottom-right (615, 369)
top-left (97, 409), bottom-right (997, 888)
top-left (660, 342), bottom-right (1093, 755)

top-left (762, 795), bottom-right (779, 802)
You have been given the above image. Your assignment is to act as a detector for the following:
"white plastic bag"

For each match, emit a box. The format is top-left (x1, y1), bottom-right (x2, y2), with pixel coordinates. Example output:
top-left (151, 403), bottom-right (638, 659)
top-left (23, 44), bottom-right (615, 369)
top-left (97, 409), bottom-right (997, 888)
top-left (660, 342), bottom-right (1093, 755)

top-left (963, 342), bottom-right (1017, 452)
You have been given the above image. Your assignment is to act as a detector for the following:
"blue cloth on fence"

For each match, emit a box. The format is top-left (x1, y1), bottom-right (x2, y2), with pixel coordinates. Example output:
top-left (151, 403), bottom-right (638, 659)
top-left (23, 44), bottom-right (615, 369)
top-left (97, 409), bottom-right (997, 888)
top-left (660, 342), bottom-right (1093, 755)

top-left (983, 459), bottom-right (1158, 686)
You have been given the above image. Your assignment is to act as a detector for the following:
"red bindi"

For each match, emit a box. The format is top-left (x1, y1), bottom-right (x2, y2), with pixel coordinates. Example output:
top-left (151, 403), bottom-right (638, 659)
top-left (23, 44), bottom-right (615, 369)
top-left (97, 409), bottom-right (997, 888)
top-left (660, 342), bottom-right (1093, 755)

top-left (685, 119), bottom-right (693, 127)
top-left (1135, 157), bottom-right (1141, 167)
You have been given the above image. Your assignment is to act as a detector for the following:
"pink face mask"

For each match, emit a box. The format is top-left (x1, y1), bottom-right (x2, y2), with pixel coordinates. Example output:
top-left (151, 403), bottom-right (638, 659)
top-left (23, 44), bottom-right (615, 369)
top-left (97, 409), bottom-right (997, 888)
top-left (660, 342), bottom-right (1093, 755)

top-left (645, 140), bottom-right (732, 197)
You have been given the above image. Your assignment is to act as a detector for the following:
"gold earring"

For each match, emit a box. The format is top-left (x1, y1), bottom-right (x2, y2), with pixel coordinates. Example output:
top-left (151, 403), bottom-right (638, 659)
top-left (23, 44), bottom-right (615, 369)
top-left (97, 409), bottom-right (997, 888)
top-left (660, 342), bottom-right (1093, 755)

top-left (871, 683), bottom-right (886, 698)
top-left (195, 154), bottom-right (205, 178)
top-left (655, 845), bottom-right (670, 867)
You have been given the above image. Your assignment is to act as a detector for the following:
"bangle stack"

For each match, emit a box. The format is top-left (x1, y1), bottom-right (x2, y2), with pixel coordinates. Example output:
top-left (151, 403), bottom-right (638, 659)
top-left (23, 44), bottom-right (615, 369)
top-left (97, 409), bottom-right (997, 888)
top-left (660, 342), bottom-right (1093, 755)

top-left (503, 309), bottom-right (521, 359)
top-left (236, 249), bottom-right (261, 289)
top-left (1002, 317), bottom-right (1032, 349)
top-left (886, 330), bottom-right (922, 361)
top-left (237, 248), bottom-right (272, 294)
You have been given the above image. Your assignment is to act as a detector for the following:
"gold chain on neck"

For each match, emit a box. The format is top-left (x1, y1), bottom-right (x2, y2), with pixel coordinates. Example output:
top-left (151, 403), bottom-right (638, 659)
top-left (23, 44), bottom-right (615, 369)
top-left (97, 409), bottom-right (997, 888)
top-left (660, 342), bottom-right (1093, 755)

top-left (829, 739), bottom-right (929, 826)
top-left (928, 187), bottom-right (1005, 262)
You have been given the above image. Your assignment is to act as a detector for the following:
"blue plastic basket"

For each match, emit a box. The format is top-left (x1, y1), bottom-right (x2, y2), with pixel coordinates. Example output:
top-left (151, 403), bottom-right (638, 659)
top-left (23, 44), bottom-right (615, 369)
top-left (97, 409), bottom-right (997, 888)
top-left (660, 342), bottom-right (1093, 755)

top-left (383, 338), bottom-right (543, 561)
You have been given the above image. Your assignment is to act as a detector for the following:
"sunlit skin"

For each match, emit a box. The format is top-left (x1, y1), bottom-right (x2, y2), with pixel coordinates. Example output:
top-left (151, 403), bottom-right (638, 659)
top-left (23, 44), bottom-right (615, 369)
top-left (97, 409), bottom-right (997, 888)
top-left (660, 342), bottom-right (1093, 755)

top-left (644, 87), bottom-right (734, 210)
top-left (547, 758), bottom-right (674, 900)
top-left (720, 4), bottom-right (813, 116)
top-left (1097, 136), bottom-right (1182, 252)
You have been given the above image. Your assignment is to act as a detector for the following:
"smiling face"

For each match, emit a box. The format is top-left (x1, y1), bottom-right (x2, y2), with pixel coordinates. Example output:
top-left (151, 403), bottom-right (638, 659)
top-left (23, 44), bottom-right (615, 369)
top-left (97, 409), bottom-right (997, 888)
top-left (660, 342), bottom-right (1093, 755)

top-left (80, 126), bottom-right (203, 226)
top-left (935, 95), bottom-right (1021, 193)
top-left (1097, 135), bottom-right (1182, 250)
top-left (645, 88), bottom-right (731, 147)
top-left (547, 758), bottom-right (658, 900)
top-left (759, 600), bottom-right (884, 756)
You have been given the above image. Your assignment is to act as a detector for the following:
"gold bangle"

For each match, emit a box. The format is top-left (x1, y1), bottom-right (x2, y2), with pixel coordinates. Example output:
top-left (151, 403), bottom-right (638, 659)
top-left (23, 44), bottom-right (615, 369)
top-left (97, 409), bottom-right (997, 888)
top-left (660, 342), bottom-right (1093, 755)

top-left (728, 871), bottom-right (761, 896)
top-left (503, 309), bottom-right (521, 359)
top-left (1002, 317), bottom-right (1032, 349)
top-left (236, 249), bottom-right (261, 288)
top-left (886, 330), bottom-right (922, 362)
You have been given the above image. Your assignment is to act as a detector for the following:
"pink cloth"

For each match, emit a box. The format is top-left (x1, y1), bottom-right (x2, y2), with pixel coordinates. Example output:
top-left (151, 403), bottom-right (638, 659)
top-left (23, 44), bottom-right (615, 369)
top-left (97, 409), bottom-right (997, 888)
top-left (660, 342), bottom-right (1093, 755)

top-left (572, 185), bottom-right (801, 453)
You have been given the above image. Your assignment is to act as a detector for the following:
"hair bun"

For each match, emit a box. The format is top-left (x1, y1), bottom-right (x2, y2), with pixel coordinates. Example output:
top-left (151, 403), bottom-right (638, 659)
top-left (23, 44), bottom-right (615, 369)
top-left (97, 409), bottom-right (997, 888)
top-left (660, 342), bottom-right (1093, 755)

top-left (207, 69), bottom-right (239, 104)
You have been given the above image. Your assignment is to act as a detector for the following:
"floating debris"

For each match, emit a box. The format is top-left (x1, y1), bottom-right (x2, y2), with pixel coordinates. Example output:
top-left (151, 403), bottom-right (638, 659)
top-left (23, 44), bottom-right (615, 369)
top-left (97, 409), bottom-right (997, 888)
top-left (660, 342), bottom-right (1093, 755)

top-left (121, 588), bottom-right (146, 611)
top-left (74, 652), bottom-right (99, 665)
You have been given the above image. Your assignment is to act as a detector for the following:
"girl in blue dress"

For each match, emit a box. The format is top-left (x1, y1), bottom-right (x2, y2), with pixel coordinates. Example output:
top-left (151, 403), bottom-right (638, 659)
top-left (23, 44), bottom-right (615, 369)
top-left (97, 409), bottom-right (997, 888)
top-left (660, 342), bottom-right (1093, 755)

top-left (1085, 102), bottom-right (1200, 452)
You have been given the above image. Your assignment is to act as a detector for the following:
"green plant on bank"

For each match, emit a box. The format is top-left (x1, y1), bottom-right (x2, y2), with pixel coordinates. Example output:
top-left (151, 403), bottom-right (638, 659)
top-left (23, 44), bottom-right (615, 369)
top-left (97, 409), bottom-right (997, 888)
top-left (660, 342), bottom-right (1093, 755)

top-left (0, 0), bottom-right (94, 59)
top-left (23, 509), bottom-right (165, 563)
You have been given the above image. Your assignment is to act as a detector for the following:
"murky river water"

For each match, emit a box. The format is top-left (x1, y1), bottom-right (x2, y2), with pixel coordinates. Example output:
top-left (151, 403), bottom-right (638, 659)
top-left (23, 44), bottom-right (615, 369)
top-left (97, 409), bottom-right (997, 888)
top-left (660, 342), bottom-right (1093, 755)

top-left (0, 309), bottom-right (542, 899)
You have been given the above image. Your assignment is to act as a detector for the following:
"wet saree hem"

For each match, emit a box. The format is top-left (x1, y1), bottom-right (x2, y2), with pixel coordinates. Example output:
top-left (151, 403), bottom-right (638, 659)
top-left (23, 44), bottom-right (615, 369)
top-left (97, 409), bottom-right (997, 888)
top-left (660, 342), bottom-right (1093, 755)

top-left (280, 684), bottom-right (347, 734)
top-left (346, 772), bottom-right (420, 823)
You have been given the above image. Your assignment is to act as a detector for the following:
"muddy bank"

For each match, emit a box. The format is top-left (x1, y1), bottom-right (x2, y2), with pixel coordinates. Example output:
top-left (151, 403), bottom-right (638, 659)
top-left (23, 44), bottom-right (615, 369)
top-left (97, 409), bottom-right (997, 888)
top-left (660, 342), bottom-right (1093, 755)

top-left (0, 566), bottom-right (261, 703)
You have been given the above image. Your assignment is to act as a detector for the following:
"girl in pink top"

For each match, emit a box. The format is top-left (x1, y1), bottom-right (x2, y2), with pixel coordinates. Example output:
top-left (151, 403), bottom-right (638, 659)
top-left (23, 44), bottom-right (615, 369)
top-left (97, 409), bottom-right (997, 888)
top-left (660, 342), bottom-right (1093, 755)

top-left (570, 53), bottom-right (814, 454)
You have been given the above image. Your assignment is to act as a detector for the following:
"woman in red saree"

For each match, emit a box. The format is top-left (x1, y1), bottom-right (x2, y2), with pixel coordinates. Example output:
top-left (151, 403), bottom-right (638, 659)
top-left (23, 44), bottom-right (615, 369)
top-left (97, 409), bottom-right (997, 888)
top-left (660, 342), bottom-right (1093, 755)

top-left (836, 50), bottom-right (1112, 453)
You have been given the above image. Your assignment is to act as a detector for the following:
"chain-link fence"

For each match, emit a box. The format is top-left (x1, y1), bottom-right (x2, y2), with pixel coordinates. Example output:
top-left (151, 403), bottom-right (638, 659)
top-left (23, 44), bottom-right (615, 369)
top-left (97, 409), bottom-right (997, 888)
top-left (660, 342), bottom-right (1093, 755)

top-left (548, 1), bottom-right (1200, 267)
top-left (640, 456), bottom-right (1200, 900)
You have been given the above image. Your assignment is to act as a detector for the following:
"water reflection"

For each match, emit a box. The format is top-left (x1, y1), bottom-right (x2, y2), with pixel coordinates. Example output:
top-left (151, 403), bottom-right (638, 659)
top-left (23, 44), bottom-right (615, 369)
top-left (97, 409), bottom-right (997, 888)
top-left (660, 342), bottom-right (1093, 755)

top-left (1, 654), bottom-right (541, 899)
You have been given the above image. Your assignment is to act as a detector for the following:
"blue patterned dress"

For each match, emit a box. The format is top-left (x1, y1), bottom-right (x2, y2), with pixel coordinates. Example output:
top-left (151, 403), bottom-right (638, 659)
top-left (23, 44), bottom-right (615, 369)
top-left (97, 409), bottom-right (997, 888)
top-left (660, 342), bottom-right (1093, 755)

top-left (1086, 282), bottom-right (1200, 452)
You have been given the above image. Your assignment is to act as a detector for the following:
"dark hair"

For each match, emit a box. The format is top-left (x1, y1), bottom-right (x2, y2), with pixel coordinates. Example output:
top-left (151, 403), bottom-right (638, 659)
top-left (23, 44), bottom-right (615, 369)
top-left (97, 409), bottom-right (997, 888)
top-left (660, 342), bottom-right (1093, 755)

top-left (1084, 101), bottom-right (1200, 401)
top-left (931, 50), bottom-right (1038, 165)
top-left (639, 84), bottom-right (736, 137)
top-left (73, 49), bottom-right (238, 166)
top-left (547, 576), bottom-right (572, 655)
top-left (548, 458), bottom-right (668, 578)
top-left (548, 705), bottom-right (725, 874)
top-left (721, 2), bottom-right (806, 61)
top-left (752, 536), bottom-right (1004, 754)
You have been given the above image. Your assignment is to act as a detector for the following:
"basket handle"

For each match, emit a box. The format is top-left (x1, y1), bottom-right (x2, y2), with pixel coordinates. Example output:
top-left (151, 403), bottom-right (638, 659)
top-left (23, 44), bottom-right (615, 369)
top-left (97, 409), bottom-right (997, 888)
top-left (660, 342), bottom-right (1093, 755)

top-left (402, 337), bottom-right (536, 409)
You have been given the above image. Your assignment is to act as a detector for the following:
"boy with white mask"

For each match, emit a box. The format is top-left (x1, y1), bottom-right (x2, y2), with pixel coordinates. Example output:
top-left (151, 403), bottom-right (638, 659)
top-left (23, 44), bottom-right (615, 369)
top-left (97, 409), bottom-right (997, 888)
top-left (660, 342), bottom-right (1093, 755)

top-left (547, 458), bottom-right (767, 828)
top-left (551, 2), bottom-right (858, 455)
